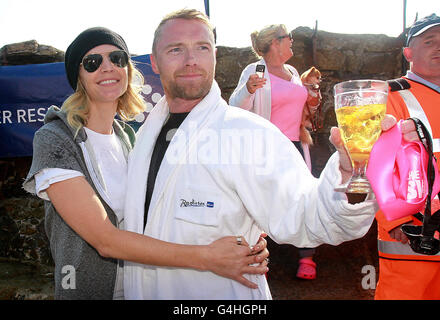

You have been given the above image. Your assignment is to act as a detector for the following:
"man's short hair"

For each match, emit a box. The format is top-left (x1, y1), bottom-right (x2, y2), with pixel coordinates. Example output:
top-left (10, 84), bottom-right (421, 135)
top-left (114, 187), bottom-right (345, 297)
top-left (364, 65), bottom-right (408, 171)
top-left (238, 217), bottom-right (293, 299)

top-left (152, 8), bottom-right (216, 55)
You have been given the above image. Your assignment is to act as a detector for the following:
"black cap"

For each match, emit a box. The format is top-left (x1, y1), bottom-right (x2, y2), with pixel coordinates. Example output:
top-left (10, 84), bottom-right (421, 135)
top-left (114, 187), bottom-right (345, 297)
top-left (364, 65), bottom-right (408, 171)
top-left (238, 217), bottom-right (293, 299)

top-left (65, 27), bottom-right (129, 90)
top-left (406, 13), bottom-right (440, 46)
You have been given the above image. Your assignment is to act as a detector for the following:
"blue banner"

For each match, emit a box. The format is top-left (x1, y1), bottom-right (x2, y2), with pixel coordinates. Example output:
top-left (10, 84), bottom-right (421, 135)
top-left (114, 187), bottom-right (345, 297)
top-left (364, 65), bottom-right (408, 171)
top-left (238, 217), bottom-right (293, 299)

top-left (0, 55), bottom-right (163, 158)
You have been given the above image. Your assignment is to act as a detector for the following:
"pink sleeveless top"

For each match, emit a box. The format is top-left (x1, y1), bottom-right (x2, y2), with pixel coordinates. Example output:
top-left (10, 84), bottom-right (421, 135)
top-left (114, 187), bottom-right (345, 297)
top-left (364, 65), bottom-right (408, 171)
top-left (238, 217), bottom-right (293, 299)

top-left (269, 72), bottom-right (308, 141)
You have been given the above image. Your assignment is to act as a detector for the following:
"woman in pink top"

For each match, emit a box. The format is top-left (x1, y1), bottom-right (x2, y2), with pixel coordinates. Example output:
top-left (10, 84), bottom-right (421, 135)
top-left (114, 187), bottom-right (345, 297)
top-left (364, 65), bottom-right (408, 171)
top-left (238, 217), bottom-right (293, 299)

top-left (230, 24), bottom-right (320, 280)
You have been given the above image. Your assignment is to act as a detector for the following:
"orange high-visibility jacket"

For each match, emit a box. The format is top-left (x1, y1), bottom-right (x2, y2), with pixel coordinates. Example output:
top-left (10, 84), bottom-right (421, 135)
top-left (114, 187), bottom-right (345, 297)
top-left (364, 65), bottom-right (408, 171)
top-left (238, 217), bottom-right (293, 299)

top-left (375, 77), bottom-right (440, 300)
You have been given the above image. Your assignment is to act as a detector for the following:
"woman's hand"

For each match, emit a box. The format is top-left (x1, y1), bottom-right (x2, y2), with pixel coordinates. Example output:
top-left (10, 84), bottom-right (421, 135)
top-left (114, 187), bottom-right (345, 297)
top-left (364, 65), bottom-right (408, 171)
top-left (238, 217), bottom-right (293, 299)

top-left (250, 232), bottom-right (269, 265)
top-left (246, 74), bottom-right (266, 94)
top-left (204, 234), bottom-right (269, 289)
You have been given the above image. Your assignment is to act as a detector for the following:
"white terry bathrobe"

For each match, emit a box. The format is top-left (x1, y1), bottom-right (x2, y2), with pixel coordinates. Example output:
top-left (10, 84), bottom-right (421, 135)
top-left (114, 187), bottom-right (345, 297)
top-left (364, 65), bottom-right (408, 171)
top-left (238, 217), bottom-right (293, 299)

top-left (123, 81), bottom-right (378, 300)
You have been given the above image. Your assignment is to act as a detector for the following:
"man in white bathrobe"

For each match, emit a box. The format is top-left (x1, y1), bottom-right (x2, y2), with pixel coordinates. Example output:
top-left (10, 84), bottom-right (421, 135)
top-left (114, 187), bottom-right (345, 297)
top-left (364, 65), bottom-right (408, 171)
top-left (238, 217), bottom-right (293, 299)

top-left (123, 9), bottom-right (416, 300)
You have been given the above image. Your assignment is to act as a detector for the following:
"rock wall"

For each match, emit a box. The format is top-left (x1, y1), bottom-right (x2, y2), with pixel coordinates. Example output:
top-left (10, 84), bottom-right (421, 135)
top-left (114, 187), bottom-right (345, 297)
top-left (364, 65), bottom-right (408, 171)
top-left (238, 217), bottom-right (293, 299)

top-left (0, 27), bottom-right (407, 268)
top-left (0, 40), bottom-right (64, 65)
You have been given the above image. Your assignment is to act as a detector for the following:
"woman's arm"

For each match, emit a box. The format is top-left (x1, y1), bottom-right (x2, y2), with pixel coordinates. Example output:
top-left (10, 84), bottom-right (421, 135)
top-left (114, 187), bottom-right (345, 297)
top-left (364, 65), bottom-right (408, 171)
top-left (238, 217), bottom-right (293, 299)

top-left (46, 176), bottom-right (268, 288)
top-left (229, 64), bottom-right (257, 110)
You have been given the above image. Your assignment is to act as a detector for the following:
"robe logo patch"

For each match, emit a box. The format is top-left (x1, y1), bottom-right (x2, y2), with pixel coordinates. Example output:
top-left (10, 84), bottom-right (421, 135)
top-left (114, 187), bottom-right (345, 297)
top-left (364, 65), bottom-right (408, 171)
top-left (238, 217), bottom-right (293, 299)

top-left (180, 198), bottom-right (214, 208)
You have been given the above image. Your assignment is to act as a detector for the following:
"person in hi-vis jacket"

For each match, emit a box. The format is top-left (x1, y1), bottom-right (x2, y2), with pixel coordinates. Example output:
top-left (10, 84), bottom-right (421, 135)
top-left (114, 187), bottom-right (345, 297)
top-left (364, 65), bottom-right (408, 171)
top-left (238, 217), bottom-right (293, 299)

top-left (374, 13), bottom-right (440, 300)
top-left (123, 8), bottom-right (418, 300)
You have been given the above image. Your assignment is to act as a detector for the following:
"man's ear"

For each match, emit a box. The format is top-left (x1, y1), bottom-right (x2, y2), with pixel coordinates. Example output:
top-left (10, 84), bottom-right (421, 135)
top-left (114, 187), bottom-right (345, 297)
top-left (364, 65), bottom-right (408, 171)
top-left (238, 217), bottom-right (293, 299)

top-left (403, 47), bottom-right (412, 63)
top-left (151, 54), bottom-right (160, 74)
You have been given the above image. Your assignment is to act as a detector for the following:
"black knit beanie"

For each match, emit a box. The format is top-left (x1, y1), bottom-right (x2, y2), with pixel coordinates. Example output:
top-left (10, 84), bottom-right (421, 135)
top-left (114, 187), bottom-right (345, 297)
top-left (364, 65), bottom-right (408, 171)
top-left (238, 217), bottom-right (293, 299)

top-left (65, 27), bottom-right (130, 90)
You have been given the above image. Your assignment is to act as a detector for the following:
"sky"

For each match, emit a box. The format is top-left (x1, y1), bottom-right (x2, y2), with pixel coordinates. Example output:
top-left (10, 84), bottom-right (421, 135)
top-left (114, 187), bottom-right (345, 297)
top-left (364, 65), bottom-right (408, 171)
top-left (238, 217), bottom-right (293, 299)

top-left (0, 0), bottom-right (438, 55)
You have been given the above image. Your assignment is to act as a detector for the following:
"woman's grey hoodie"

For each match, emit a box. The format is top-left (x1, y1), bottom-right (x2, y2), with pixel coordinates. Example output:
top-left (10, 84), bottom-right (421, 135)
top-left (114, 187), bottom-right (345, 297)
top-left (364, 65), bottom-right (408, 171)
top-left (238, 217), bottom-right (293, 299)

top-left (23, 106), bottom-right (135, 300)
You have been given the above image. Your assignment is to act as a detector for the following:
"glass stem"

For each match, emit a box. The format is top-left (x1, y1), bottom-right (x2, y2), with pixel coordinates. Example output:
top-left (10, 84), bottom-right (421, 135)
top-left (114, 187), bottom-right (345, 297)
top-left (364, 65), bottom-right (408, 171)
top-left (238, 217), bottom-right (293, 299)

top-left (351, 160), bottom-right (367, 179)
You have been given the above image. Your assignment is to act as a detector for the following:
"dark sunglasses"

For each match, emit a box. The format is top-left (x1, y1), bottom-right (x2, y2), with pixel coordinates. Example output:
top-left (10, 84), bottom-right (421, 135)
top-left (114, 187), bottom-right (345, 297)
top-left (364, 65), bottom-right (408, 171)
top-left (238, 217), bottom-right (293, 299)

top-left (277, 33), bottom-right (293, 41)
top-left (81, 50), bottom-right (129, 73)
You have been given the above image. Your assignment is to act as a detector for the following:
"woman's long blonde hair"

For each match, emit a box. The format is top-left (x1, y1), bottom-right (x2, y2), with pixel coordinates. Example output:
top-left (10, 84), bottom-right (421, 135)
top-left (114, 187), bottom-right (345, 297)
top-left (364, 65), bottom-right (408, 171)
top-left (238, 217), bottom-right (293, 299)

top-left (61, 60), bottom-right (146, 133)
top-left (250, 24), bottom-right (287, 57)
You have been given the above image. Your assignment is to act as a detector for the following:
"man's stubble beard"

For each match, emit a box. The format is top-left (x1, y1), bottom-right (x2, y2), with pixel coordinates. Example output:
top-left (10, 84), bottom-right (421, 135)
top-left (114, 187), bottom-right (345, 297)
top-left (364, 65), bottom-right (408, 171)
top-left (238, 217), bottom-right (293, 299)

top-left (162, 68), bottom-right (214, 101)
top-left (170, 78), bottom-right (213, 100)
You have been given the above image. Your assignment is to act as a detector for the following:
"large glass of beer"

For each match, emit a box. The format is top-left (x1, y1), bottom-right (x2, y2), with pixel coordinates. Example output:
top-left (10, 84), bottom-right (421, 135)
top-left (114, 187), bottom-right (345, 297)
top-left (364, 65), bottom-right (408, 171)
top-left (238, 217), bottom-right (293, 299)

top-left (334, 79), bottom-right (388, 194)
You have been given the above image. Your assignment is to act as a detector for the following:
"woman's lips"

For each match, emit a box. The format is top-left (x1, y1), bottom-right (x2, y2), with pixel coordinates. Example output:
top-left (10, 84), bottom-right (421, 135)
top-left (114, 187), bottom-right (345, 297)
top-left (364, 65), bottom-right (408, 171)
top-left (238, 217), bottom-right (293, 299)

top-left (98, 79), bottom-right (119, 85)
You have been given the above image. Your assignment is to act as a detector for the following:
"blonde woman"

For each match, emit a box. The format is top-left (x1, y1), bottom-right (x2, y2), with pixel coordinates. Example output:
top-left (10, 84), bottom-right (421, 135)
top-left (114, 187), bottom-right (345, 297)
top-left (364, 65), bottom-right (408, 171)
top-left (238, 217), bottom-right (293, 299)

top-left (23, 27), bottom-right (268, 300)
top-left (229, 24), bottom-right (320, 280)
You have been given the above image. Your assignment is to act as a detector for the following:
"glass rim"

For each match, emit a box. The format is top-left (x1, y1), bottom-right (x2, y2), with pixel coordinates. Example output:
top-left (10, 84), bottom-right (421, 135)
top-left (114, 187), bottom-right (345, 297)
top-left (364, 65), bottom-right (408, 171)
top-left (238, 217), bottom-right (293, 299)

top-left (334, 79), bottom-right (388, 96)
